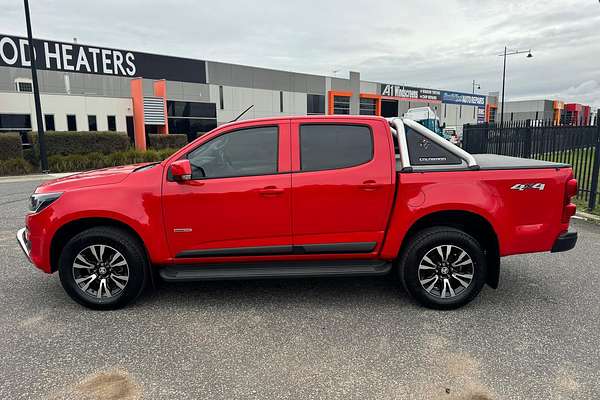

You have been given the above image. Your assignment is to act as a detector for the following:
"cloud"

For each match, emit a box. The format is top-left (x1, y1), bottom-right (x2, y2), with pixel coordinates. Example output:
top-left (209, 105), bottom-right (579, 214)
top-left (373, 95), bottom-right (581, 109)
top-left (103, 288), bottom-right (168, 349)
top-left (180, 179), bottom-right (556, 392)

top-left (2, 0), bottom-right (599, 108)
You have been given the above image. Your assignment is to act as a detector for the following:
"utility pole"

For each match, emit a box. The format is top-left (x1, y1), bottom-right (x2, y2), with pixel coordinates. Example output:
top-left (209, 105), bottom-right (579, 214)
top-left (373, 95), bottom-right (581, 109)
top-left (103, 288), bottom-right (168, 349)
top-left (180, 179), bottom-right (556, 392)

top-left (472, 80), bottom-right (480, 119)
top-left (24, 0), bottom-right (48, 172)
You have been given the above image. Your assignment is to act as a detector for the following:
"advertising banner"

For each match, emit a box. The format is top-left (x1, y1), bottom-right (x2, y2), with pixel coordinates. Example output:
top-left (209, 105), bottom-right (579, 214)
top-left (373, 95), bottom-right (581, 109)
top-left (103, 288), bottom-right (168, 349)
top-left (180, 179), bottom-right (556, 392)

top-left (441, 90), bottom-right (486, 107)
top-left (380, 84), bottom-right (441, 102)
top-left (0, 33), bottom-right (207, 83)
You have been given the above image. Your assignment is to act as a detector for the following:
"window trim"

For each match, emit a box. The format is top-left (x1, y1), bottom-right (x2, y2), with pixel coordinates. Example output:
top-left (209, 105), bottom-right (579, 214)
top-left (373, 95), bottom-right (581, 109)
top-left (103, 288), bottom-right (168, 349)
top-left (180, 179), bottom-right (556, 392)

top-left (183, 124), bottom-right (281, 181)
top-left (296, 123), bottom-right (375, 174)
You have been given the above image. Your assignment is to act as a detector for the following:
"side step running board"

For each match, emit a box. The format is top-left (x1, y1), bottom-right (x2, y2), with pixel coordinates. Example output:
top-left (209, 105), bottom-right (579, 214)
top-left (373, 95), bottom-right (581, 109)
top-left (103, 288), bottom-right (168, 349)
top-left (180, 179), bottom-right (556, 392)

top-left (159, 260), bottom-right (392, 282)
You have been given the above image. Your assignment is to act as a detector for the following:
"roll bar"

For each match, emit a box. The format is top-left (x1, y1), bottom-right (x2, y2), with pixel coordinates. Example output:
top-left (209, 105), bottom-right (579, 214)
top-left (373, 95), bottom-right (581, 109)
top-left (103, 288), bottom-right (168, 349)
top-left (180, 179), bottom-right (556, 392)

top-left (387, 118), bottom-right (479, 170)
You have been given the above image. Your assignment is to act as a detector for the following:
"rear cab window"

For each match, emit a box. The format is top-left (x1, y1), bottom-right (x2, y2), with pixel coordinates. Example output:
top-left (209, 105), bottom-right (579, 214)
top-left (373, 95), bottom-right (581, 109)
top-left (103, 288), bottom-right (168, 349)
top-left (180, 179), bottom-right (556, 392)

top-left (299, 124), bottom-right (373, 172)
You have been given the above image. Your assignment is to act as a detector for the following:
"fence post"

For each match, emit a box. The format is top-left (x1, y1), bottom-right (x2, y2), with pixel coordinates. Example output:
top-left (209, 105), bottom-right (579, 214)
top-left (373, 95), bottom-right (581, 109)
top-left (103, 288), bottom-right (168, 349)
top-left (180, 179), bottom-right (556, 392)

top-left (588, 110), bottom-right (600, 211)
top-left (463, 123), bottom-right (470, 150)
top-left (523, 119), bottom-right (532, 158)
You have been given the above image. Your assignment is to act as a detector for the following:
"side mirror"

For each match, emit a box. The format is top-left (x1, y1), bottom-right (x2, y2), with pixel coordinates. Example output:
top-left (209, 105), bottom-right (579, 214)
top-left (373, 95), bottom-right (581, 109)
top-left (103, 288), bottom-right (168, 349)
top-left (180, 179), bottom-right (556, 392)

top-left (170, 159), bottom-right (192, 182)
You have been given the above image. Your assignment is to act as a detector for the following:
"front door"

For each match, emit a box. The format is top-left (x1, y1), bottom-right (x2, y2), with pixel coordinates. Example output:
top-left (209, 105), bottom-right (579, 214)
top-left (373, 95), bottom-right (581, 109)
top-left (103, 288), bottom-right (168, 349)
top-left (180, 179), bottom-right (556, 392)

top-left (162, 120), bottom-right (292, 259)
top-left (290, 119), bottom-right (394, 254)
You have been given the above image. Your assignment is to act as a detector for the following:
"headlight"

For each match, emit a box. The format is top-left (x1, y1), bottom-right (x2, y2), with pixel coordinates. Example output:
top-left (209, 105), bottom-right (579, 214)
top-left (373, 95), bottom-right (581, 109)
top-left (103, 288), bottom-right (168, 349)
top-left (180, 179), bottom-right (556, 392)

top-left (29, 192), bottom-right (62, 213)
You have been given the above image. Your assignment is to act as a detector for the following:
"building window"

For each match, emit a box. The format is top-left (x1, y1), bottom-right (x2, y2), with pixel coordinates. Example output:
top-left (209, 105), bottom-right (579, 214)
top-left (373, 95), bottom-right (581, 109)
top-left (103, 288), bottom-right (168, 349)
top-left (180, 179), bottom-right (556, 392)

top-left (359, 97), bottom-right (377, 115)
top-left (167, 101), bottom-right (217, 118)
top-left (16, 81), bottom-right (33, 93)
top-left (489, 107), bottom-right (496, 123)
top-left (67, 115), bottom-right (77, 131)
top-left (219, 85), bottom-right (224, 110)
top-left (107, 115), bottom-right (116, 131)
top-left (0, 114), bottom-right (32, 130)
top-left (44, 114), bottom-right (55, 131)
top-left (333, 95), bottom-right (350, 115)
top-left (307, 94), bottom-right (325, 115)
top-left (459, 105), bottom-right (462, 118)
top-left (167, 100), bottom-right (218, 142)
top-left (300, 124), bottom-right (373, 171)
top-left (88, 115), bottom-right (97, 131)
top-left (280, 91), bottom-right (284, 113)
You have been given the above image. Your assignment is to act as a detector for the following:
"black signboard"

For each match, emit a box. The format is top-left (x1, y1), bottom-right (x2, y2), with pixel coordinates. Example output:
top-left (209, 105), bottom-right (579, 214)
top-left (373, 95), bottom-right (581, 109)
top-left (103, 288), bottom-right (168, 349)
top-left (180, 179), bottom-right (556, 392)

top-left (0, 34), bottom-right (206, 83)
top-left (380, 84), bottom-right (441, 101)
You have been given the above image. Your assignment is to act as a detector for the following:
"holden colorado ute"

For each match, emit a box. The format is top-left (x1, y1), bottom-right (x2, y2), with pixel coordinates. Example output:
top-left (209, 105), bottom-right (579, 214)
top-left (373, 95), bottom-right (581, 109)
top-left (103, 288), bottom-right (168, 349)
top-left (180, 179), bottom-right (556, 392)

top-left (17, 116), bottom-right (578, 310)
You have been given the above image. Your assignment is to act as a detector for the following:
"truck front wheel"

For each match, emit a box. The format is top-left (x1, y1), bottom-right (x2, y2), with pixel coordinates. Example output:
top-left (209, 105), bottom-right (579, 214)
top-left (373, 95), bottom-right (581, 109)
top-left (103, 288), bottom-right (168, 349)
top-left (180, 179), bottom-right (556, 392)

top-left (399, 227), bottom-right (487, 310)
top-left (58, 226), bottom-right (148, 310)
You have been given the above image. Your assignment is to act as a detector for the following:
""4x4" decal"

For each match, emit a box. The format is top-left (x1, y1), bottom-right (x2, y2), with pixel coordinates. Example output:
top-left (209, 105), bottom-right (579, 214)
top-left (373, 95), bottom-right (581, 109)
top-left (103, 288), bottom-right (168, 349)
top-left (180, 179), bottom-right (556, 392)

top-left (510, 183), bottom-right (545, 191)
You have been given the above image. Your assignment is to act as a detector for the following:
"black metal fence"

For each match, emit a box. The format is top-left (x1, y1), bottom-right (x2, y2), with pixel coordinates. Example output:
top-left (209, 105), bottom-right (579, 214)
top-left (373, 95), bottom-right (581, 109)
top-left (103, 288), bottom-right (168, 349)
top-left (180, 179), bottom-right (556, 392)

top-left (463, 117), bottom-right (600, 211)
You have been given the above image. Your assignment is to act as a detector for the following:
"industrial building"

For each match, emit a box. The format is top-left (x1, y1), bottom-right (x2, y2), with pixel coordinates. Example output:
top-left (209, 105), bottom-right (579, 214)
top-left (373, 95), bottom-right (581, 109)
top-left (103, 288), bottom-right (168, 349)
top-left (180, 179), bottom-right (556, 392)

top-left (486, 97), bottom-right (594, 126)
top-left (2, 32), bottom-right (489, 149)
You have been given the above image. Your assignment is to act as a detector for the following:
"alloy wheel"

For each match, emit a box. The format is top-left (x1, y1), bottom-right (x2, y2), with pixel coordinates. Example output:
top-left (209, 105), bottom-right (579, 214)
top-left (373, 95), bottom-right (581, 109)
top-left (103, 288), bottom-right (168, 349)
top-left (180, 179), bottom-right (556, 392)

top-left (418, 244), bottom-right (474, 298)
top-left (71, 244), bottom-right (129, 299)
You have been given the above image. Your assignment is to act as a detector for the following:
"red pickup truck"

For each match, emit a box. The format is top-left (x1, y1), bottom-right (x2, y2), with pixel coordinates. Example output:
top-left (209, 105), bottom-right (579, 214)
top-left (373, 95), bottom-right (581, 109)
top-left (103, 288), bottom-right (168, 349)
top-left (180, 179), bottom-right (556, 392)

top-left (17, 116), bottom-right (577, 310)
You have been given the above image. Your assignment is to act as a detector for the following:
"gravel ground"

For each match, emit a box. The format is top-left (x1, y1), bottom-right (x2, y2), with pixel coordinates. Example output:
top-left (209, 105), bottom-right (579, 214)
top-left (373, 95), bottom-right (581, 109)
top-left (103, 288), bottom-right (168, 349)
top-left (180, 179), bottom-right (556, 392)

top-left (0, 179), bottom-right (598, 400)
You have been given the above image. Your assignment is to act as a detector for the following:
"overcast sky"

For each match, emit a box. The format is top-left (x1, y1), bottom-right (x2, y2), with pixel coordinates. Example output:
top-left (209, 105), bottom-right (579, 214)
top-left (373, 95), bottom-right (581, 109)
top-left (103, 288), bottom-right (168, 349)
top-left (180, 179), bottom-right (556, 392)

top-left (2, 0), bottom-right (600, 107)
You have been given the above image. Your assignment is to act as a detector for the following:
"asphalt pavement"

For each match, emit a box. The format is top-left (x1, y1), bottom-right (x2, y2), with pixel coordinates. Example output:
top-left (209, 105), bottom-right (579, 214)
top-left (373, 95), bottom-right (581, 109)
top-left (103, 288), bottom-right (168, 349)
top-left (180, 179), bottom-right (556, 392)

top-left (0, 178), bottom-right (598, 400)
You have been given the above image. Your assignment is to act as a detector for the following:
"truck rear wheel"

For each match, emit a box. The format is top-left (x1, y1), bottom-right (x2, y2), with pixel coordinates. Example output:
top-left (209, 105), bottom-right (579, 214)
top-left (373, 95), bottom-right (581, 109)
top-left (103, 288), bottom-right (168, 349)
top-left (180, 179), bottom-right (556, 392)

top-left (58, 226), bottom-right (148, 310)
top-left (399, 227), bottom-right (486, 310)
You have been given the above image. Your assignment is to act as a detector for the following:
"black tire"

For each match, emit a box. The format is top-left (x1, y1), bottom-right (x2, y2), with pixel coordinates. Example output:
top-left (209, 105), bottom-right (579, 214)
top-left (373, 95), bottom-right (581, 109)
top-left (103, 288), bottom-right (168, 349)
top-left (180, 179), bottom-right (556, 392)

top-left (399, 226), bottom-right (486, 310)
top-left (58, 226), bottom-right (148, 310)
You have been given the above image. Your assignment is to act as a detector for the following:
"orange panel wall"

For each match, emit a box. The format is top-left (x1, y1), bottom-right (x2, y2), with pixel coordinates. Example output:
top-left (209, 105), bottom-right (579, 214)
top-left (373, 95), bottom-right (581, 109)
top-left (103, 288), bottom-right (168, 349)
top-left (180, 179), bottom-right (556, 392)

top-left (130, 78), bottom-right (146, 150)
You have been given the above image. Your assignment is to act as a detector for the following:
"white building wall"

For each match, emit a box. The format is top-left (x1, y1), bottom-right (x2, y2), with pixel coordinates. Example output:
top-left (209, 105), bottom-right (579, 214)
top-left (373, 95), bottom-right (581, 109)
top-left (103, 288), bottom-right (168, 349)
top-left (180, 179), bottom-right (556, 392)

top-left (441, 103), bottom-right (478, 134)
top-left (0, 92), bottom-right (132, 131)
top-left (209, 84), bottom-right (307, 124)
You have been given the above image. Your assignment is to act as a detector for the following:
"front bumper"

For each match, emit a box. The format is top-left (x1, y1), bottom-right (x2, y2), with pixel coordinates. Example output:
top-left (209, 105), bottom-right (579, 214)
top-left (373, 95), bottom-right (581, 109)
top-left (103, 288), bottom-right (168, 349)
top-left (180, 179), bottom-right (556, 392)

top-left (551, 230), bottom-right (577, 253)
top-left (16, 228), bottom-right (32, 263)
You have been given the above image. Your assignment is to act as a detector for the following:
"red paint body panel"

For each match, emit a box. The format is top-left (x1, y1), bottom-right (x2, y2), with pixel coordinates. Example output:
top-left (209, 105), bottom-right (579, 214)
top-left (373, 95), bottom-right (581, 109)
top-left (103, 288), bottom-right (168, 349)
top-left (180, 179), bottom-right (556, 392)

top-left (24, 115), bottom-right (575, 275)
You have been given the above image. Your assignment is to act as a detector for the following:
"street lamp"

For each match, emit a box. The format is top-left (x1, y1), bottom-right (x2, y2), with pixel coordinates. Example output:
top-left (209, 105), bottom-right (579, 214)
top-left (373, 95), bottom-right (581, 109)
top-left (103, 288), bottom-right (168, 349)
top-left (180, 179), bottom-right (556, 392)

top-left (498, 47), bottom-right (533, 126)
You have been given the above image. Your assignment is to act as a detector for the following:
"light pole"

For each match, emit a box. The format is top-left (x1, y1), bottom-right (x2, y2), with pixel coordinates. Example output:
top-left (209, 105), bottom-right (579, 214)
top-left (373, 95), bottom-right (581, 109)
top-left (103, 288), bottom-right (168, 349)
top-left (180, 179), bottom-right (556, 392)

top-left (23, 0), bottom-right (48, 172)
top-left (472, 80), bottom-right (481, 119)
top-left (499, 46), bottom-right (532, 126)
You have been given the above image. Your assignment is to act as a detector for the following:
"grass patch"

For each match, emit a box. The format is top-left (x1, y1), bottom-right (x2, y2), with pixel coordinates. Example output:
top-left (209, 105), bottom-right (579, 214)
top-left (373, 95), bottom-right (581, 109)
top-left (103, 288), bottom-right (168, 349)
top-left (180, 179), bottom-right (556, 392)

top-left (573, 197), bottom-right (600, 216)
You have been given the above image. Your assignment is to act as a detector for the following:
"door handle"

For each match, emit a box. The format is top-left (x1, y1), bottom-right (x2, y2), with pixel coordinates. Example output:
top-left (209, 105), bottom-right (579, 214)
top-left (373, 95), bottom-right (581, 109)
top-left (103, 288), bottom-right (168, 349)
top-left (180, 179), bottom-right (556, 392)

top-left (360, 180), bottom-right (383, 191)
top-left (259, 186), bottom-right (285, 196)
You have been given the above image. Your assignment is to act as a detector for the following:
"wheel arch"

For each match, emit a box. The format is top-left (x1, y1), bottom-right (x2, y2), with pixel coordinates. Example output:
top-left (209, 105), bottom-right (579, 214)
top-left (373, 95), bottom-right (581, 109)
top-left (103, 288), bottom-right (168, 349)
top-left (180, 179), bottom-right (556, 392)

top-left (49, 217), bottom-right (149, 273)
top-left (400, 210), bottom-right (500, 288)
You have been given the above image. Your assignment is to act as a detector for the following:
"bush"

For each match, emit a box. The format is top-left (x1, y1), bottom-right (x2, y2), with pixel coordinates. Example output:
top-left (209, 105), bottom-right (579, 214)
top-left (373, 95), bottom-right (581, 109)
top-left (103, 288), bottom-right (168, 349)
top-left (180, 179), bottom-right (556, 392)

top-left (0, 158), bottom-right (34, 175)
top-left (46, 148), bottom-right (179, 173)
top-left (31, 131), bottom-right (130, 156)
top-left (147, 134), bottom-right (187, 150)
top-left (0, 133), bottom-right (24, 161)
top-left (23, 148), bottom-right (39, 167)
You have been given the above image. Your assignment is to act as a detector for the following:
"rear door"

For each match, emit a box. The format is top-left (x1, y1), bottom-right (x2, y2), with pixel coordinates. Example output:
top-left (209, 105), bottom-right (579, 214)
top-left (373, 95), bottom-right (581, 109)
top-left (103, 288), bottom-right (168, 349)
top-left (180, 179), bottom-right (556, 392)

top-left (290, 118), bottom-right (395, 255)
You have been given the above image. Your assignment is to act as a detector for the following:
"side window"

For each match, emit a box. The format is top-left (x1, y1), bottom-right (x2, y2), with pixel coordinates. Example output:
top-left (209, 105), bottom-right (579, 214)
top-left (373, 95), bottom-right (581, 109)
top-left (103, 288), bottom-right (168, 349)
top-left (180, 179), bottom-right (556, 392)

top-left (187, 126), bottom-right (278, 179)
top-left (300, 124), bottom-right (373, 172)
top-left (405, 127), bottom-right (461, 166)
